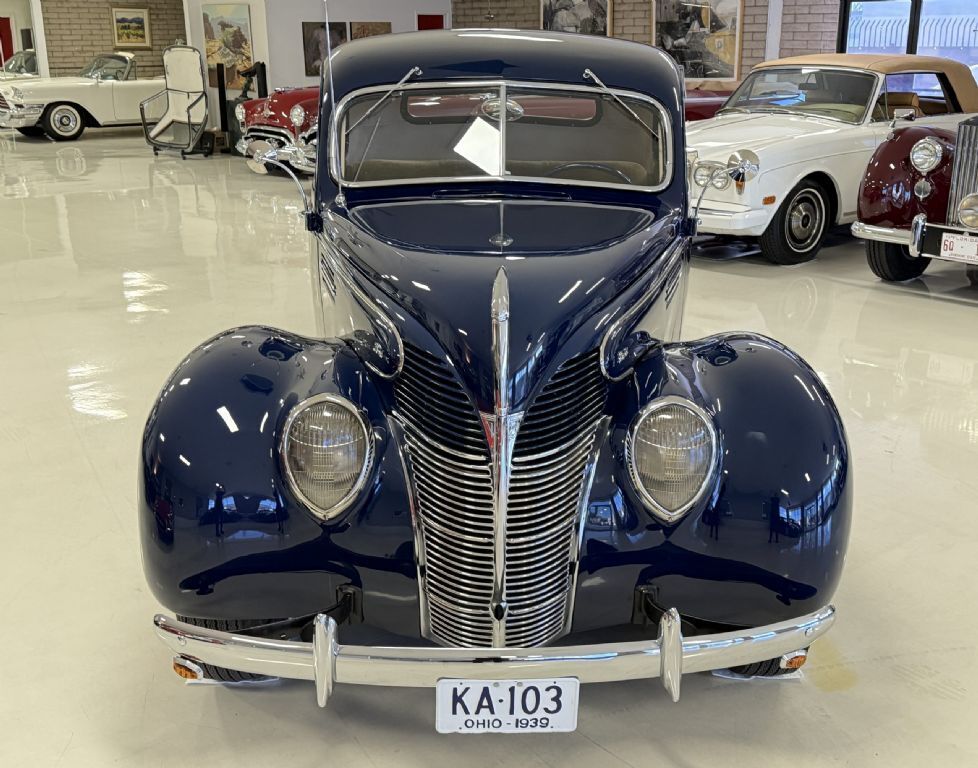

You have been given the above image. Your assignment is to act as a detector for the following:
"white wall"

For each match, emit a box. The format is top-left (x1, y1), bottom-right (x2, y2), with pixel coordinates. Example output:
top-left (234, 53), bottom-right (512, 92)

top-left (264, 0), bottom-right (453, 89)
top-left (0, 0), bottom-right (33, 56)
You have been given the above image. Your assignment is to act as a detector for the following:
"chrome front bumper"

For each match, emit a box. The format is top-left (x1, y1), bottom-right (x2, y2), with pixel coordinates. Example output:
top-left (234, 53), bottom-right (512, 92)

top-left (0, 104), bottom-right (42, 129)
top-left (695, 204), bottom-right (772, 237)
top-left (853, 214), bottom-right (978, 264)
top-left (237, 133), bottom-right (315, 173)
top-left (155, 604), bottom-right (835, 707)
top-left (851, 220), bottom-right (913, 246)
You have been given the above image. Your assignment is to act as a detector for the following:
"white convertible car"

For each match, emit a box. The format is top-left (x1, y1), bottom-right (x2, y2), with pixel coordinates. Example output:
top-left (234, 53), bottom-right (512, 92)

top-left (0, 52), bottom-right (162, 141)
top-left (688, 53), bottom-right (978, 264)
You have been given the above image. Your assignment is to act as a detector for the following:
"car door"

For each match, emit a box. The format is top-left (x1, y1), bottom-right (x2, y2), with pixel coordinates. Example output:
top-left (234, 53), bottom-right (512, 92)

top-left (111, 79), bottom-right (161, 123)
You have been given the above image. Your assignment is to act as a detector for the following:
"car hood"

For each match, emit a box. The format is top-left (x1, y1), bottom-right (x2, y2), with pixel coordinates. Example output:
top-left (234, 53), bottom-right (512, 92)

top-left (2, 76), bottom-right (96, 97)
top-left (687, 112), bottom-right (858, 160)
top-left (331, 198), bottom-right (683, 411)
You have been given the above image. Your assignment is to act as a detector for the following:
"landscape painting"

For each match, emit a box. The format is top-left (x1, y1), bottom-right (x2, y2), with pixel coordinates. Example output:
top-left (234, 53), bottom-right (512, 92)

top-left (350, 21), bottom-right (393, 40)
top-left (202, 4), bottom-right (254, 89)
top-left (111, 8), bottom-right (152, 48)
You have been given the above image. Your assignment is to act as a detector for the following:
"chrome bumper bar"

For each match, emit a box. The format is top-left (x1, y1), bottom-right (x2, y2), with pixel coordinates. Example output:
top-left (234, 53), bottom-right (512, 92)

top-left (0, 104), bottom-right (43, 129)
top-left (155, 604), bottom-right (835, 707)
top-left (854, 214), bottom-right (978, 262)
top-left (237, 133), bottom-right (315, 173)
top-left (851, 220), bottom-right (913, 246)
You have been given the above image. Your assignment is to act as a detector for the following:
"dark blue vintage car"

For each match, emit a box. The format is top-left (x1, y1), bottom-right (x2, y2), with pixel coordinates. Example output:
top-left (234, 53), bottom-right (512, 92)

top-left (143, 30), bottom-right (851, 732)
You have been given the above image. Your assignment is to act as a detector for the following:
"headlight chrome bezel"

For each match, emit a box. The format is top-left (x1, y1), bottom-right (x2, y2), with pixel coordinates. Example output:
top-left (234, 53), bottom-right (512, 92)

top-left (280, 393), bottom-right (374, 522)
top-left (625, 396), bottom-right (720, 524)
top-left (692, 161), bottom-right (731, 190)
top-left (910, 137), bottom-right (943, 175)
top-left (234, 102), bottom-right (246, 125)
top-left (958, 193), bottom-right (978, 229)
top-left (289, 104), bottom-right (307, 128)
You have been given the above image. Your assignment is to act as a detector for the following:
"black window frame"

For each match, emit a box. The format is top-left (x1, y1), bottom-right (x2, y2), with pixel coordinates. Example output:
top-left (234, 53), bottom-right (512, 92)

top-left (837, 0), bottom-right (925, 54)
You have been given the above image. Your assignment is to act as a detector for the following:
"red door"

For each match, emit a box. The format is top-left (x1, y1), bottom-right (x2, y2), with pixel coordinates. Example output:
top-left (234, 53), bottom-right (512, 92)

top-left (417, 14), bottom-right (445, 31)
top-left (0, 18), bottom-right (14, 64)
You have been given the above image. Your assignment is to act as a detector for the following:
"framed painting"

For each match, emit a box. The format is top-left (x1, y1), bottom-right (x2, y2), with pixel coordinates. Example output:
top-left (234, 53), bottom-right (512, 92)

top-left (302, 21), bottom-right (348, 77)
top-left (111, 8), bottom-right (151, 49)
top-left (653, 0), bottom-right (743, 83)
top-left (350, 22), bottom-right (393, 40)
top-left (202, 4), bottom-right (254, 89)
top-left (541, 0), bottom-right (610, 36)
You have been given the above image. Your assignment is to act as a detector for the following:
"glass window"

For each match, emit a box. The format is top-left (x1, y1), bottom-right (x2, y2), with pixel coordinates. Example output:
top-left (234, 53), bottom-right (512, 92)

top-left (872, 72), bottom-right (958, 118)
top-left (723, 67), bottom-right (878, 123)
top-left (80, 55), bottom-right (132, 81)
top-left (845, 0), bottom-right (912, 54)
top-left (917, 0), bottom-right (978, 75)
top-left (339, 84), bottom-right (667, 189)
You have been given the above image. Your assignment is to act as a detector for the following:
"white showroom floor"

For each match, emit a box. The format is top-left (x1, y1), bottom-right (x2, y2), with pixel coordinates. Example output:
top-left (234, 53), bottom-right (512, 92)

top-left (1, 129), bottom-right (976, 767)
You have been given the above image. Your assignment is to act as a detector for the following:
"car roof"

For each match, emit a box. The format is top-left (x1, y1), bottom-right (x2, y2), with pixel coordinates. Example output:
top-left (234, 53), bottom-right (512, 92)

top-left (755, 53), bottom-right (978, 110)
top-left (327, 28), bottom-right (680, 101)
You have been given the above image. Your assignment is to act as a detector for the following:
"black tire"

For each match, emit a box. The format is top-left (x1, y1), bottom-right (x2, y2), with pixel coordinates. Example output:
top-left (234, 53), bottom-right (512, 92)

top-left (728, 658), bottom-right (796, 677)
top-left (16, 126), bottom-right (46, 138)
top-left (42, 103), bottom-right (86, 141)
top-left (177, 616), bottom-right (280, 682)
top-left (866, 239), bottom-right (930, 282)
top-left (759, 179), bottom-right (831, 264)
top-left (966, 267), bottom-right (978, 287)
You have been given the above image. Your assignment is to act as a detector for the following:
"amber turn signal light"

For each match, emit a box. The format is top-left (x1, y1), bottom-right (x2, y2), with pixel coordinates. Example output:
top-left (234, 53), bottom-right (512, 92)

top-left (173, 656), bottom-right (203, 680)
top-left (763, 195), bottom-right (777, 205)
top-left (780, 650), bottom-right (808, 670)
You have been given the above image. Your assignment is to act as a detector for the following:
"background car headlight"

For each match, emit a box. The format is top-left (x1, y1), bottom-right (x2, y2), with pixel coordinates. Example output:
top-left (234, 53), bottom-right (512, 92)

top-left (626, 397), bottom-right (718, 523)
top-left (692, 163), bottom-right (730, 190)
top-left (8, 86), bottom-right (23, 101)
top-left (234, 102), bottom-right (246, 124)
top-left (910, 137), bottom-right (943, 174)
top-left (959, 194), bottom-right (978, 229)
top-left (289, 104), bottom-right (306, 128)
top-left (282, 394), bottom-right (373, 520)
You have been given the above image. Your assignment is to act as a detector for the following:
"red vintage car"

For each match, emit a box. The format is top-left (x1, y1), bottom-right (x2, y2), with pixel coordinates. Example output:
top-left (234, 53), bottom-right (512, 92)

top-left (852, 62), bottom-right (978, 282)
top-left (685, 89), bottom-right (729, 121)
top-left (236, 86), bottom-right (319, 174)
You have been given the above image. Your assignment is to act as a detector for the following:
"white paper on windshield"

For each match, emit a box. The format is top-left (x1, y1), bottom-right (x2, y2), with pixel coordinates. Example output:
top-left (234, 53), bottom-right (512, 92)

top-left (453, 117), bottom-right (501, 176)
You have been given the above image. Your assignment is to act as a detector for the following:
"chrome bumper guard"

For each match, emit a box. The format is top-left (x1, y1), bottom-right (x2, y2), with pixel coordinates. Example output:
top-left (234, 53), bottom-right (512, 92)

top-left (155, 604), bottom-right (835, 707)
top-left (238, 134), bottom-right (315, 173)
top-left (853, 215), bottom-right (978, 262)
top-left (0, 104), bottom-right (43, 128)
top-left (851, 220), bottom-right (913, 246)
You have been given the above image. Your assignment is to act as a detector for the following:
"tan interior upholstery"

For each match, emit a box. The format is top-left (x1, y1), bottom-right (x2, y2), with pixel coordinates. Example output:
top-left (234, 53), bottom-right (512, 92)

top-left (872, 91), bottom-right (922, 120)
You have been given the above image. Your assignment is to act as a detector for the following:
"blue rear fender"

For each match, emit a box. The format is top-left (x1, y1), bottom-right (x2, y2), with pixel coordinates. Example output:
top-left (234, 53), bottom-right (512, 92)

top-left (574, 333), bottom-right (852, 631)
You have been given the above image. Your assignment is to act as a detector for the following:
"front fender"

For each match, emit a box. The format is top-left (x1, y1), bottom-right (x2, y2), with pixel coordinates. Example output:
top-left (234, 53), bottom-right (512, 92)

top-left (575, 332), bottom-right (852, 630)
top-left (139, 326), bottom-right (419, 629)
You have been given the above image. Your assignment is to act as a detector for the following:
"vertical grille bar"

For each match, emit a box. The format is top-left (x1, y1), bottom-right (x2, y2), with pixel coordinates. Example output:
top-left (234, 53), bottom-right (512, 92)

top-left (948, 118), bottom-right (978, 225)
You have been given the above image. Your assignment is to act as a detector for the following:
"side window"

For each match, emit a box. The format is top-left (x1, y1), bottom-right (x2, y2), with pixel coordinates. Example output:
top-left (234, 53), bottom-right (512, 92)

top-left (873, 72), bottom-right (959, 120)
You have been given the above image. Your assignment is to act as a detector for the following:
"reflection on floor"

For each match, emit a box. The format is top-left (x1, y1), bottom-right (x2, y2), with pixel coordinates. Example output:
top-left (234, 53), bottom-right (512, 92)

top-left (1, 130), bottom-right (976, 767)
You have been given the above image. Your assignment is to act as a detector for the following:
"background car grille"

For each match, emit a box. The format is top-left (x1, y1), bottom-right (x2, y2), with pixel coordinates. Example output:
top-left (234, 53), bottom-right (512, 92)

top-left (395, 342), bottom-right (607, 648)
top-left (948, 117), bottom-right (978, 226)
top-left (0, 94), bottom-right (9, 110)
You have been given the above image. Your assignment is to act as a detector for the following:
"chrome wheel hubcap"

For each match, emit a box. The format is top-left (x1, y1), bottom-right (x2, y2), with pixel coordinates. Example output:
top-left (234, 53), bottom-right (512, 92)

top-left (785, 190), bottom-right (825, 253)
top-left (53, 108), bottom-right (78, 133)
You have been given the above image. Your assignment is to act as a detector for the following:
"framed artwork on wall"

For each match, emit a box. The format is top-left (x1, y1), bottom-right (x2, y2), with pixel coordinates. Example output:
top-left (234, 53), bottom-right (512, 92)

top-left (350, 22), bottom-right (393, 40)
top-left (111, 8), bottom-right (152, 49)
top-left (541, 0), bottom-right (610, 36)
top-left (653, 0), bottom-right (743, 82)
top-left (302, 22), bottom-right (348, 77)
top-left (202, 4), bottom-right (254, 89)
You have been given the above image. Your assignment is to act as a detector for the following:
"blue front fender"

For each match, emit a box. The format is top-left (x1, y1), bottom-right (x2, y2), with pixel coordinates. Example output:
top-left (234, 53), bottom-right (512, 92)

top-left (573, 332), bottom-right (851, 631)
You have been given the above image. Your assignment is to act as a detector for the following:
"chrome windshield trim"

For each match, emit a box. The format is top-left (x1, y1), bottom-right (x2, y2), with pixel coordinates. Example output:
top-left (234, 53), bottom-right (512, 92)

top-left (154, 604), bottom-right (836, 707)
top-left (329, 78), bottom-right (673, 194)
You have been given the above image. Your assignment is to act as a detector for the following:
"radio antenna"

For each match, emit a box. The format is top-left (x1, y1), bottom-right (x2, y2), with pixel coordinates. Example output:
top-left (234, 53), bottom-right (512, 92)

top-left (322, 0), bottom-right (345, 206)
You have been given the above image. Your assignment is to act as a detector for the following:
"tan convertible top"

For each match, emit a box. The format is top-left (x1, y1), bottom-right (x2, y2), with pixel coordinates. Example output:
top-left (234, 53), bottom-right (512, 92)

top-left (755, 53), bottom-right (978, 112)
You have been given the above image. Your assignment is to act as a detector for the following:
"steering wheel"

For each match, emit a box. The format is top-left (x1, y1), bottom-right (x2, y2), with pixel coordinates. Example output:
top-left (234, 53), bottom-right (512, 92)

top-left (543, 162), bottom-right (632, 185)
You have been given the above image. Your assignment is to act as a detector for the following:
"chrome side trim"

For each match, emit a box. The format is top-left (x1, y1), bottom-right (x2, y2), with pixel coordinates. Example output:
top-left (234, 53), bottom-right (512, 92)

top-left (154, 604), bottom-right (836, 706)
top-left (850, 220), bottom-right (913, 245)
top-left (329, 78), bottom-right (673, 193)
top-left (624, 396), bottom-right (720, 524)
top-left (279, 393), bottom-right (376, 521)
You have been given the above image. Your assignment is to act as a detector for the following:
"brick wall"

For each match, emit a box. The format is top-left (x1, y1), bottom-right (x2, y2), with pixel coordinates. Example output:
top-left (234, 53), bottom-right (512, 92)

top-left (39, 0), bottom-right (186, 77)
top-left (780, 0), bottom-right (841, 58)
top-left (452, 0), bottom-right (537, 28)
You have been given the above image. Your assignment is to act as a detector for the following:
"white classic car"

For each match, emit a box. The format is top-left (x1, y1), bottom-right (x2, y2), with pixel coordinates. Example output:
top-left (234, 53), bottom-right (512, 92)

top-left (687, 54), bottom-right (978, 264)
top-left (0, 52), bottom-right (163, 140)
top-left (1, 49), bottom-right (38, 81)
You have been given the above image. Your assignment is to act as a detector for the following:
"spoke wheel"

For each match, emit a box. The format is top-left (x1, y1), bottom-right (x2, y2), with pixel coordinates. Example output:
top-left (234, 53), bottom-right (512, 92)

top-left (43, 103), bottom-right (85, 141)
top-left (759, 180), bottom-right (830, 265)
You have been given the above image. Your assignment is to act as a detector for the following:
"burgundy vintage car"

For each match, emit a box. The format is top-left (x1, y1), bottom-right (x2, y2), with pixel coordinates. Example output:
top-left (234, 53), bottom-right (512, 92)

top-left (236, 86), bottom-right (319, 174)
top-left (852, 64), bottom-right (978, 283)
top-left (685, 88), bottom-right (729, 121)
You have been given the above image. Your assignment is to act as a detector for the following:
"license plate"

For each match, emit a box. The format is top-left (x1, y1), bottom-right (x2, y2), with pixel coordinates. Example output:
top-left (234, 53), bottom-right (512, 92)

top-left (939, 232), bottom-right (978, 264)
top-left (435, 678), bottom-right (579, 734)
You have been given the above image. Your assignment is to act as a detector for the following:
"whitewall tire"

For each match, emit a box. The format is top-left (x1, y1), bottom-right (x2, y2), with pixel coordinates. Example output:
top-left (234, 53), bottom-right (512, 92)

top-left (43, 103), bottom-right (86, 141)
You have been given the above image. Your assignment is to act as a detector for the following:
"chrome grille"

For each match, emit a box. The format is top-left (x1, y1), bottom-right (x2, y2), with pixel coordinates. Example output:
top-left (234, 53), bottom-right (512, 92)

top-left (395, 343), bottom-right (607, 648)
top-left (0, 94), bottom-right (8, 110)
top-left (948, 117), bottom-right (978, 226)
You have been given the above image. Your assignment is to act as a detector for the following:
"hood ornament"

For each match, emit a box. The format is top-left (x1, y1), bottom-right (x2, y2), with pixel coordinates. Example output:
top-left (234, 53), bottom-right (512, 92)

top-left (481, 267), bottom-right (523, 645)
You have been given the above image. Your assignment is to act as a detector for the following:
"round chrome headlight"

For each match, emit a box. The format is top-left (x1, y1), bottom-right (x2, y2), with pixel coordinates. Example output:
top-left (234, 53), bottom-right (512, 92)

top-left (281, 394), bottom-right (373, 521)
top-left (693, 163), bottom-right (730, 190)
top-left (234, 102), bottom-right (246, 124)
top-left (289, 104), bottom-right (306, 128)
top-left (910, 137), bottom-right (943, 174)
top-left (626, 397), bottom-right (718, 523)
top-left (958, 193), bottom-right (978, 229)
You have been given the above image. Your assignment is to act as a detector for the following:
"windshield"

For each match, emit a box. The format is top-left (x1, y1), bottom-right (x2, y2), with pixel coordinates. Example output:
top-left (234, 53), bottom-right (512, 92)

top-left (79, 55), bottom-right (132, 81)
top-left (337, 83), bottom-right (668, 190)
top-left (723, 67), bottom-right (878, 123)
top-left (2, 51), bottom-right (36, 75)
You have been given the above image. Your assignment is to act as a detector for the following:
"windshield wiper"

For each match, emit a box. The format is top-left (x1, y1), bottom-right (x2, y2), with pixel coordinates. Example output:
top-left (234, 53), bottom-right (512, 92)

top-left (583, 68), bottom-right (661, 143)
top-left (345, 66), bottom-right (422, 136)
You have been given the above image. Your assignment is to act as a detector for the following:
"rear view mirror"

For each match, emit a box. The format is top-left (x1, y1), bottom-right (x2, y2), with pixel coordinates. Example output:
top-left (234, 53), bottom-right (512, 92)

top-left (892, 108), bottom-right (916, 124)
